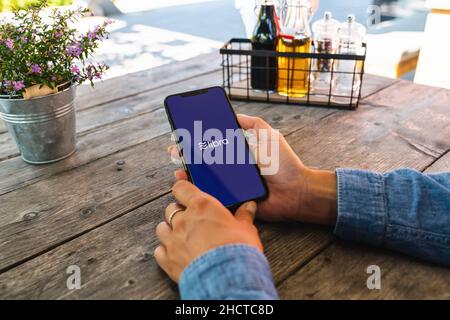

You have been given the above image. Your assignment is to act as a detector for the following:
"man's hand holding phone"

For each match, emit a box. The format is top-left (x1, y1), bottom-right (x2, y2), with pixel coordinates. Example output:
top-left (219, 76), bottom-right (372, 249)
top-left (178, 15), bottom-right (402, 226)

top-left (168, 114), bottom-right (338, 224)
top-left (155, 114), bottom-right (338, 282)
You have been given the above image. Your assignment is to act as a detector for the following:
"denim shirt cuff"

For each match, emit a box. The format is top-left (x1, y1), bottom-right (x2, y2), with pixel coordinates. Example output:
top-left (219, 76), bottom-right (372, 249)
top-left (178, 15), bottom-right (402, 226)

top-left (179, 244), bottom-right (278, 300)
top-left (334, 168), bottom-right (387, 246)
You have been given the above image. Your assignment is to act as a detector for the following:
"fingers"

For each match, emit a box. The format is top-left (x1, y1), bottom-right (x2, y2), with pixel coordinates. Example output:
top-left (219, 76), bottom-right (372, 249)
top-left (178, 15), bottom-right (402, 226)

top-left (234, 201), bottom-right (257, 225)
top-left (237, 114), bottom-right (272, 130)
top-left (168, 146), bottom-right (188, 180)
top-left (156, 221), bottom-right (172, 243)
top-left (154, 245), bottom-right (178, 282)
top-left (154, 245), bottom-right (168, 267)
top-left (168, 145), bottom-right (182, 166)
top-left (164, 203), bottom-right (186, 228)
top-left (174, 169), bottom-right (188, 181)
top-left (168, 145), bottom-right (181, 160)
top-left (172, 180), bottom-right (204, 207)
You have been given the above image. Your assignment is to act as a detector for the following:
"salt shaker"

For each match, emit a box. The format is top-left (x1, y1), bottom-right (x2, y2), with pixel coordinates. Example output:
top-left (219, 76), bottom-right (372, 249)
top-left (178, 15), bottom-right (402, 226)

top-left (312, 11), bottom-right (339, 92)
top-left (333, 14), bottom-right (366, 104)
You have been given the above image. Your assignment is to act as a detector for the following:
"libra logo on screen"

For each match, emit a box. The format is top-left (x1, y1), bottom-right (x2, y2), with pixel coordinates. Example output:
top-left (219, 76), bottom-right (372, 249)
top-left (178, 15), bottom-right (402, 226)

top-left (198, 139), bottom-right (229, 150)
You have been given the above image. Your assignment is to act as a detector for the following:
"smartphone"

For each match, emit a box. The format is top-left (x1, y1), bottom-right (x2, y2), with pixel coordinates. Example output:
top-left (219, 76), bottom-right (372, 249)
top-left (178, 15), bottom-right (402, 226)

top-left (164, 86), bottom-right (268, 210)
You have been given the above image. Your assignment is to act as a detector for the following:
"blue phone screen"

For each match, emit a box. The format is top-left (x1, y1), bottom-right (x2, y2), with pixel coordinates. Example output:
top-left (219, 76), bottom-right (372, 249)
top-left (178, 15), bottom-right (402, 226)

top-left (165, 87), bottom-right (267, 207)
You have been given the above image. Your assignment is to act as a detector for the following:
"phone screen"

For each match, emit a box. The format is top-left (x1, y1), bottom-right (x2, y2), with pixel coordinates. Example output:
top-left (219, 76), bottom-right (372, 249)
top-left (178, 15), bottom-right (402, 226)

top-left (164, 87), bottom-right (267, 208)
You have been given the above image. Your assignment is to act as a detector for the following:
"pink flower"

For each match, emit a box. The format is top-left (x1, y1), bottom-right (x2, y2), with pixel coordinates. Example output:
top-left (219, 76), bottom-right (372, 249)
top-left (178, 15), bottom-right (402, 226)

top-left (66, 42), bottom-right (83, 57)
top-left (54, 31), bottom-right (63, 38)
top-left (70, 65), bottom-right (80, 74)
top-left (87, 30), bottom-right (96, 40)
top-left (1, 80), bottom-right (11, 91)
top-left (5, 38), bottom-right (14, 50)
top-left (31, 64), bottom-right (42, 74)
top-left (12, 81), bottom-right (25, 91)
top-left (87, 68), bottom-right (94, 81)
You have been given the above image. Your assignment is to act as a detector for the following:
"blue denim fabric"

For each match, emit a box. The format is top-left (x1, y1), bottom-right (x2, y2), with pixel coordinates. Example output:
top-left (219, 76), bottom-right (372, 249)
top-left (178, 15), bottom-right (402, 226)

top-left (179, 169), bottom-right (450, 299)
top-left (335, 168), bottom-right (450, 266)
top-left (179, 244), bottom-right (278, 300)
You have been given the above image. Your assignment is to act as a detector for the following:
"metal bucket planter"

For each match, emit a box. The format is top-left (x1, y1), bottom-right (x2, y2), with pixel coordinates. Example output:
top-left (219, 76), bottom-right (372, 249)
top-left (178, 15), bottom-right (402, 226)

top-left (0, 84), bottom-right (77, 164)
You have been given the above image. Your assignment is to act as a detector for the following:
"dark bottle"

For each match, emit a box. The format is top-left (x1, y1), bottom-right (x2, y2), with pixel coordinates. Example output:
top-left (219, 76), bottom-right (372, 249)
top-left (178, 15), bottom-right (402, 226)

top-left (251, 0), bottom-right (278, 91)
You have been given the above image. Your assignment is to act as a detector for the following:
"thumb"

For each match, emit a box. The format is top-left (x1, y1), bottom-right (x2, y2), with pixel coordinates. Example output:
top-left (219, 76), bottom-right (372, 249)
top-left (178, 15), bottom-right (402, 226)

top-left (234, 201), bottom-right (257, 225)
top-left (237, 114), bottom-right (271, 131)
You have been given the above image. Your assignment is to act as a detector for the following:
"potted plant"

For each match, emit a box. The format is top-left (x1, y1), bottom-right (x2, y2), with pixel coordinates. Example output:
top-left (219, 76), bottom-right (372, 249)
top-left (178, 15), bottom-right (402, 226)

top-left (0, 0), bottom-right (110, 164)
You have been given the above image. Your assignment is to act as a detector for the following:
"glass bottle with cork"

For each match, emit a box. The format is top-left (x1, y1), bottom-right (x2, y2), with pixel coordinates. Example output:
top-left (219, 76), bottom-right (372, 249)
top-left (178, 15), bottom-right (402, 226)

top-left (277, 0), bottom-right (313, 98)
top-left (251, 0), bottom-right (279, 92)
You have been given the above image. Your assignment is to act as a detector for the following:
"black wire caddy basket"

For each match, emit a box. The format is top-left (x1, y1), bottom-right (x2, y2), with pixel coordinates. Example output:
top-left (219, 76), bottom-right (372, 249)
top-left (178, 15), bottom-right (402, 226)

top-left (220, 38), bottom-right (367, 110)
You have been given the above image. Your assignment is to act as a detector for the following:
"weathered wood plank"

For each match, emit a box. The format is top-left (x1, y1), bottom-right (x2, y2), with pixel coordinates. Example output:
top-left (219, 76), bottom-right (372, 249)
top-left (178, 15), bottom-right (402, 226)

top-left (0, 102), bottom-right (336, 273)
top-left (2, 80), bottom-right (446, 298)
top-left (287, 81), bottom-right (450, 172)
top-left (277, 241), bottom-right (450, 299)
top-left (228, 76), bottom-right (397, 109)
top-left (0, 73), bottom-right (395, 164)
top-left (423, 150), bottom-right (450, 173)
top-left (76, 53), bottom-right (222, 110)
top-left (0, 98), bottom-right (321, 196)
top-left (0, 193), bottom-right (332, 299)
top-left (0, 76), bottom-right (428, 298)
top-left (0, 132), bottom-right (18, 162)
top-left (0, 62), bottom-right (438, 299)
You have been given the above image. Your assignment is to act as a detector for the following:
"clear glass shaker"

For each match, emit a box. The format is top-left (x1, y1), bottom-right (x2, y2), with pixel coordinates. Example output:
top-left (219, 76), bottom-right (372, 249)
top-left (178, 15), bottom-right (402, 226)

top-left (312, 11), bottom-right (339, 92)
top-left (333, 14), bottom-right (366, 104)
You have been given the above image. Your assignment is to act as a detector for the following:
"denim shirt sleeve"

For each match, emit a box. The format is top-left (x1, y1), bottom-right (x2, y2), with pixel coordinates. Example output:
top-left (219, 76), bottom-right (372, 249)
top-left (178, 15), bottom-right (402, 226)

top-left (335, 168), bottom-right (450, 266)
top-left (179, 244), bottom-right (279, 300)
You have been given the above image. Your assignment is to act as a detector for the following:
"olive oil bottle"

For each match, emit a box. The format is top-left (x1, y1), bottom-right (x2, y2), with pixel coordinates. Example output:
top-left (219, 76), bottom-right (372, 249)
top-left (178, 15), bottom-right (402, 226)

top-left (277, 36), bottom-right (311, 97)
top-left (277, 0), bottom-right (312, 97)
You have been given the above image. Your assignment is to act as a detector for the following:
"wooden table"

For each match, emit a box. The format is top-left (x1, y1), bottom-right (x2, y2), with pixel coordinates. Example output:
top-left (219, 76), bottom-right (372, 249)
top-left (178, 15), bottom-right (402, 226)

top-left (0, 53), bottom-right (449, 299)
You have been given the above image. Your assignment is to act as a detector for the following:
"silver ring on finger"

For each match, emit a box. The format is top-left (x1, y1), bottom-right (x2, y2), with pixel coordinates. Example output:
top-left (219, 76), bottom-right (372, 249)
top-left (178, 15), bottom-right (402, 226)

top-left (168, 208), bottom-right (185, 229)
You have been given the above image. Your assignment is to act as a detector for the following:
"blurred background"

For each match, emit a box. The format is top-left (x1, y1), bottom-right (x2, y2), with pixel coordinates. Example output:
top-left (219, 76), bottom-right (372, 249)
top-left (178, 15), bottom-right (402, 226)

top-left (1, 0), bottom-right (448, 89)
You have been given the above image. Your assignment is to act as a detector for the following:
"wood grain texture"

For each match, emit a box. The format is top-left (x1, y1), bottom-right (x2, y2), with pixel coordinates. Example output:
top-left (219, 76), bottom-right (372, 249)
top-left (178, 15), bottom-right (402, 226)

top-left (277, 241), bottom-right (450, 299)
top-left (285, 81), bottom-right (450, 172)
top-left (1, 76), bottom-right (447, 298)
top-left (76, 53), bottom-right (221, 110)
top-left (424, 150), bottom-right (450, 173)
top-left (0, 50), bottom-right (446, 299)
top-left (0, 101), bottom-right (336, 274)
top-left (0, 72), bottom-right (395, 165)
top-left (0, 132), bottom-right (17, 162)
top-left (0, 193), bottom-right (332, 299)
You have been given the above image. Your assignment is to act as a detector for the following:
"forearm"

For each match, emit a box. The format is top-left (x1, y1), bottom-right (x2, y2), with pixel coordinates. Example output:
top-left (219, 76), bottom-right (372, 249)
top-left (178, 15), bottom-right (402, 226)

top-left (179, 244), bottom-right (279, 300)
top-left (299, 167), bottom-right (450, 266)
top-left (302, 168), bottom-right (338, 225)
